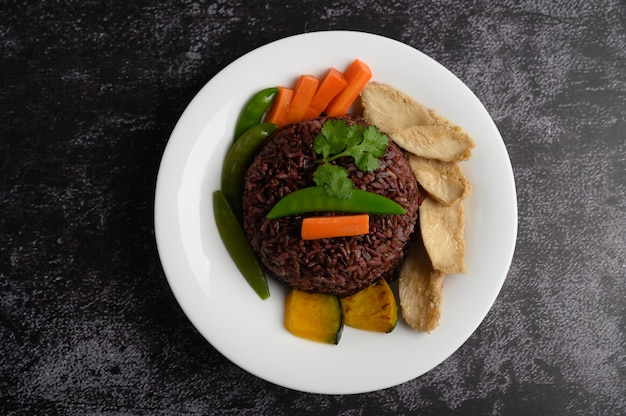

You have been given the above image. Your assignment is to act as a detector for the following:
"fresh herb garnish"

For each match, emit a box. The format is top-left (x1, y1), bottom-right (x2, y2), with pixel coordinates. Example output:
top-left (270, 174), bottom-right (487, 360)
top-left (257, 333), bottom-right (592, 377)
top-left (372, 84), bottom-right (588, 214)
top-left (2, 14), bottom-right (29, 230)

top-left (312, 119), bottom-right (389, 199)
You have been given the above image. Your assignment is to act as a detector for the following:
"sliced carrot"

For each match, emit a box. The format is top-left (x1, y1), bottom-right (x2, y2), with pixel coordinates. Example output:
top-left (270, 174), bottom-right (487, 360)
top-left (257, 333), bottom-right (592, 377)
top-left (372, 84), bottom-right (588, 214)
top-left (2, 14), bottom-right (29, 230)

top-left (284, 75), bottom-right (319, 124)
top-left (303, 68), bottom-right (348, 120)
top-left (324, 59), bottom-right (372, 117)
top-left (301, 214), bottom-right (369, 240)
top-left (264, 86), bottom-right (294, 127)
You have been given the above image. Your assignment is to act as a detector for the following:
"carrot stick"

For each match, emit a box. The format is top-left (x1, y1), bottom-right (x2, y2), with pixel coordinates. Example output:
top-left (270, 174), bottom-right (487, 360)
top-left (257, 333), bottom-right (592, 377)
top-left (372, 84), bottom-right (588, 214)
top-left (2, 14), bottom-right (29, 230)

top-left (284, 75), bottom-right (319, 124)
top-left (303, 68), bottom-right (348, 120)
top-left (264, 86), bottom-right (293, 127)
top-left (301, 214), bottom-right (369, 240)
top-left (324, 59), bottom-right (372, 117)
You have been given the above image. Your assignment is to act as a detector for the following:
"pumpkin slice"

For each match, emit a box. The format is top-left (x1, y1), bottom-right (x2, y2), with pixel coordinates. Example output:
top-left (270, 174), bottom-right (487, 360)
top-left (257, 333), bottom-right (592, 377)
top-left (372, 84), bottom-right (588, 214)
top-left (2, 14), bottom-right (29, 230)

top-left (340, 279), bottom-right (398, 333)
top-left (284, 290), bottom-right (343, 344)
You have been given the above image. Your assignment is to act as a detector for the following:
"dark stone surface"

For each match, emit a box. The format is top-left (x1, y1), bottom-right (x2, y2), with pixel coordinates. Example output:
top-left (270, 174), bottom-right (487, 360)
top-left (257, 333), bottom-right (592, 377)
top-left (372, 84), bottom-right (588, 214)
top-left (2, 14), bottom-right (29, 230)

top-left (1, 1), bottom-right (624, 414)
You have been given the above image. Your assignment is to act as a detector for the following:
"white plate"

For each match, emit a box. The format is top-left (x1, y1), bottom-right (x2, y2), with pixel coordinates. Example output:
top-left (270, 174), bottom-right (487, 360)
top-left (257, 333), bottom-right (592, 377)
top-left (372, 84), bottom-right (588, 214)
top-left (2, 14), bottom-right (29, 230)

top-left (154, 31), bottom-right (517, 395)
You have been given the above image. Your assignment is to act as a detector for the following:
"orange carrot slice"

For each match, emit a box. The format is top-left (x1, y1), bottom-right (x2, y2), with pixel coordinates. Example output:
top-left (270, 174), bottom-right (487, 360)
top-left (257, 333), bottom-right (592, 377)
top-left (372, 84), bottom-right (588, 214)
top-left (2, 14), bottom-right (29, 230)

top-left (284, 75), bottom-right (319, 124)
top-left (301, 214), bottom-right (369, 240)
top-left (324, 59), bottom-right (372, 117)
top-left (303, 68), bottom-right (348, 120)
top-left (265, 86), bottom-right (294, 126)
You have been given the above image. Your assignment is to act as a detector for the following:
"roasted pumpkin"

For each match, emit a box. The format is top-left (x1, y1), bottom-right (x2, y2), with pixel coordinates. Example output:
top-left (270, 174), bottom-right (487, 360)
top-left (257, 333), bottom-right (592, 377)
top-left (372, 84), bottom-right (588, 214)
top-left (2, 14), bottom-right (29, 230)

top-left (340, 279), bottom-right (398, 333)
top-left (284, 290), bottom-right (343, 344)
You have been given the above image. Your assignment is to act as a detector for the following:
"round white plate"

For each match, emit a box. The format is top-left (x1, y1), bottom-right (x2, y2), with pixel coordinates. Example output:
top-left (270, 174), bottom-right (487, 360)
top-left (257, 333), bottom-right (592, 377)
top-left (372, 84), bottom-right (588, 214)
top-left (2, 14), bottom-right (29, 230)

top-left (154, 31), bottom-right (517, 395)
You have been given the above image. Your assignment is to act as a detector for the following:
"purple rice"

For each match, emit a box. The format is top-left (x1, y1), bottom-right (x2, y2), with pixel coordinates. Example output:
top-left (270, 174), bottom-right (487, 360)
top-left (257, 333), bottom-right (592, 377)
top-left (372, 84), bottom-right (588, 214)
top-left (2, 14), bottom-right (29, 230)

top-left (242, 116), bottom-right (420, 297)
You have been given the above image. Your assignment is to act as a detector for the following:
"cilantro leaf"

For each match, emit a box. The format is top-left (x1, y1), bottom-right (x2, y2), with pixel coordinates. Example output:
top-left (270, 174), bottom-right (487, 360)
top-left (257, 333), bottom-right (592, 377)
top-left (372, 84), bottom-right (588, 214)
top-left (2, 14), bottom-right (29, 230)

top-left (362, 125), bottom-right (389, 157)
top-left (313, 119), bottom-right (351, 158)
top-left (353, 126), bottom-right (389, 171)
top-left (344, 123), bottom-right (366, 148)
top-left (312, 119), bottom-right (389, 198)
top-left (353, 151), bottom-right (381, 172)
top-left (313, 163), bottom-right (354, 199)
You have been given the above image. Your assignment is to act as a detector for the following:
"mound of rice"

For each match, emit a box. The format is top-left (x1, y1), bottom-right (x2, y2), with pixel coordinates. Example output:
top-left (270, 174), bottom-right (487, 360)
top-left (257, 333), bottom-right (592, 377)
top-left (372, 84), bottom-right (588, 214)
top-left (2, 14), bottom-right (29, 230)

top-left (242, 116), bottom-right (420, 297)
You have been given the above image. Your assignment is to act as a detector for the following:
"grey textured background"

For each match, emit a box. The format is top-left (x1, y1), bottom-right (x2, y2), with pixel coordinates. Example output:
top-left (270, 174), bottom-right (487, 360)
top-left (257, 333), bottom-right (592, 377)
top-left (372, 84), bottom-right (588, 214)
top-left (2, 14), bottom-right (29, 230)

top-left (1, 1), bottom-right (625, 415)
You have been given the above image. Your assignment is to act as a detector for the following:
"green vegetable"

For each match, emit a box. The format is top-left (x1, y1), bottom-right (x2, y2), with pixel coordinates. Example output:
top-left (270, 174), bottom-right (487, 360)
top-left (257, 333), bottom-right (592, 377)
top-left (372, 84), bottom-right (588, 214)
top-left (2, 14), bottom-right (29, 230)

top-left (313, 119), bottom-right (389, 199)
top-left (234, 87), bottom-right (279, 141)
top-left (266, 186), bottom-right (406, 219)
top-left (213, 190), bottom-right (270, 300)
top-left (222, 122), bottom-right (278, 221)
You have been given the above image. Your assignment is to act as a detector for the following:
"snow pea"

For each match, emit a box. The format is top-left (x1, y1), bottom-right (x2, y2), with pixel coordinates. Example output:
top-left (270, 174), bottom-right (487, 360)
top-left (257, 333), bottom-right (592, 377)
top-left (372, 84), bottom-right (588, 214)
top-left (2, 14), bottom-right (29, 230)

top-left (233, 87), bottom-right (278, 141)
top-left (266, 186), bottom-right (406, 220)
top-left (222, 122), bottom-right (278, 221)
top-left (213, 190), bottom-right (270, 300)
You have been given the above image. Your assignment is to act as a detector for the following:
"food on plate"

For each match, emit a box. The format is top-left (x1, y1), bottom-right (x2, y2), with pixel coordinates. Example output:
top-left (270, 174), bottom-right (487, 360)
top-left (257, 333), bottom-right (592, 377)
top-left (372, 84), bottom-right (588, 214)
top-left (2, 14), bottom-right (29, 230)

top-left (340, 278), bottom-right (398, 333)
top-left (303, 68), bottom-right (348, 120)
top-left (233, 87), bottom-right (278, 141)
top-left (284, 289), bottom-right (343, 344)
top-left (361, 81), bottom-right (473, 331)
top-left (266, 59), bottom-right (371, 126)
top-left (242, 115), bottom-right (420, 297)
top-left (324, 59), bottom-right (372, 117)
top-left (214, 61), bottom-right (475, 341)
top-left (398, 238), bottom-right (445, 333)
top-left (309, 118), bottom-right (390, 199)
top-left (361, 82), bottom-right (475, 162)
top-left (391, 122), bottom-right (474, 163)
top-left (266, 186), bottom-right (405, 220)
top-left (221, 123), bottom-right (278, 221)
top-left (301, 214), bottom-right (370, 240)
top-left (419, 197), bottom-right (467, 274)
top-left (212, 190), bottom-right (270, 300)
top-left (360, 81), bottom-right (432, 132)
top-left (284, 74), bottom-right (319, 124)
top-left (407, 154), bottom-right (471, 206)
top-left (265, 86), bottom-right (294, 126)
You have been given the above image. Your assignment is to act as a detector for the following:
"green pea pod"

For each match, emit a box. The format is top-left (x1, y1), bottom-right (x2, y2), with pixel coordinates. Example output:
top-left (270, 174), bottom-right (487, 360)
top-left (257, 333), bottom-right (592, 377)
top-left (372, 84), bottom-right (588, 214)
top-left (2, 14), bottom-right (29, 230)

top-left (222, 122), bottom-right (278, 221)
top-left (213, 190), bottom-right (270, 300)
top-left (234, 87), bottom-right (278, 141)
top-left (266, 186), bottom-right (406, 220)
